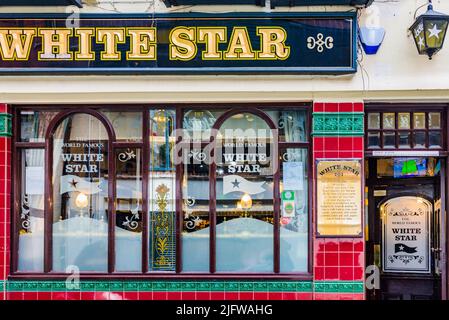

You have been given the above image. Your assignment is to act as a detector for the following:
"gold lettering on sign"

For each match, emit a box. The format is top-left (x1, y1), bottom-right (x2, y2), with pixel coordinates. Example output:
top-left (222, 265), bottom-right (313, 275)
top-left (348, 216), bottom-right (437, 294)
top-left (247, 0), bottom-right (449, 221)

top-left (38, 28), bottom-right (72, 60)
top-left (169, 27), bottom-right (197, 61)
top-left (257, 27), bottom-right (290, 60)
top-left (316, 160), bottom-right (362, 236)
top-left (75, 28), bottom-right (95, 60)
top-left (224, 27), bottom-right (255, 59)
top-left (197, 27), bottom-right (226, 60)
top-left (0, 28), bottom-right (36, 60)
top-left (127, 28), bottom-right (157, 60)
top-left (97, 28), bottom-right (126, 60)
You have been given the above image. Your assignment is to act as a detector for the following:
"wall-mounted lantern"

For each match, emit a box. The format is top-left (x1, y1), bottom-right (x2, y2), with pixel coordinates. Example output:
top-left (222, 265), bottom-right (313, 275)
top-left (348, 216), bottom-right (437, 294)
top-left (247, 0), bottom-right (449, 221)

top-left (409, 0), bottom-right (449, 59)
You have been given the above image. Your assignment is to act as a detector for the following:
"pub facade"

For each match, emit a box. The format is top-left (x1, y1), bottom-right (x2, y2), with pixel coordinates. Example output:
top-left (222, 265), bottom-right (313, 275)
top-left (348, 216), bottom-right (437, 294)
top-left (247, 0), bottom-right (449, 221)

top-left (0, 0), bottom-right (448, 300)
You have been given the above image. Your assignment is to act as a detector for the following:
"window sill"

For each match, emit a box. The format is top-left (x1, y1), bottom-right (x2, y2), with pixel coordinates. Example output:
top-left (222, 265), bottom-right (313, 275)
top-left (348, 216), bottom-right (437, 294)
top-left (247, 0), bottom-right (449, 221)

top-left (9, 272), bottom-right (313, 281)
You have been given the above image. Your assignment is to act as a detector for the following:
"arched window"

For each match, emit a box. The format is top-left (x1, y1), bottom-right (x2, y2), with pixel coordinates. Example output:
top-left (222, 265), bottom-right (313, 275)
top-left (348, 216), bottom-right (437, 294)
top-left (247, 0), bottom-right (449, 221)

top-left (51, 113), bottom-right (111, 272)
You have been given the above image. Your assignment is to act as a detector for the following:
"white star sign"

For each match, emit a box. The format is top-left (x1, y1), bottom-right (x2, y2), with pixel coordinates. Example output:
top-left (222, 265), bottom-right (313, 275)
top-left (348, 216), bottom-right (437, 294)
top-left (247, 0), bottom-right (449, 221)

top-left (417, 36), bottom-right (425, 49)
top-left (428, 24), bottom-right (442, 39)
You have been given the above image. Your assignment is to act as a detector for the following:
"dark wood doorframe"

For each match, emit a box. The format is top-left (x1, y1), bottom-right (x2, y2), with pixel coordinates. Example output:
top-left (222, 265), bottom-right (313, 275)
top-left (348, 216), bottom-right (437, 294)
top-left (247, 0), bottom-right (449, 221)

top-left (365, 156), bottom-right (447, 300)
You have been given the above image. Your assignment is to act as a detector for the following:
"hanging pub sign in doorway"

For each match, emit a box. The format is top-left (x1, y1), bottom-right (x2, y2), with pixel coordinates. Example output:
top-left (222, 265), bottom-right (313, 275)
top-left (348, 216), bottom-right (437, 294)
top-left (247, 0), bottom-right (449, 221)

top-left (0, 12), bottom-right (356, 74)
top-left (381, 196), bottom-right (432, 273)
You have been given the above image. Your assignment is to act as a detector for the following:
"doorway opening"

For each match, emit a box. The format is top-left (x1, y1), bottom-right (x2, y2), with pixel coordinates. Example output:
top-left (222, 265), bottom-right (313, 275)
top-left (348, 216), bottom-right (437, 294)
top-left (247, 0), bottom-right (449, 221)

top-left (365, 157), bottom-right (445, 300)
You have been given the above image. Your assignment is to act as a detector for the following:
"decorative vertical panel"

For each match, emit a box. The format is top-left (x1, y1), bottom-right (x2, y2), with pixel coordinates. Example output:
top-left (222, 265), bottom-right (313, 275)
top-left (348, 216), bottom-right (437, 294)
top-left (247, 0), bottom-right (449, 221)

top-left (0, 104), bottom-right (11, 301)
top-left (312, 102), bottom-right (366, 300)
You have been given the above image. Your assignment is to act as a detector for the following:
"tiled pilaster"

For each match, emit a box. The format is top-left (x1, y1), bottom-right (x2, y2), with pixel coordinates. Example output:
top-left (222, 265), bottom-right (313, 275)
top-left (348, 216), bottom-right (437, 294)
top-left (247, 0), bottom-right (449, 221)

top-left (312, 102), bottom-right (365, 300)
top-left (0, 104), bottom-right (12, 301)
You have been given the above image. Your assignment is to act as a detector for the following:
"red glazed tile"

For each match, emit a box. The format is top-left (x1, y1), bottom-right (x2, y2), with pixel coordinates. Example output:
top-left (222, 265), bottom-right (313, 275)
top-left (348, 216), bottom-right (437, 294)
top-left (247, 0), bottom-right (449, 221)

top-left (196, 292), bottom-right (211, 300)
top-left (239, 292), bottom-right (253, 300)
top-left (0, 293), bottom-right (5, 301)
top-left (38, 292), bottom-right (53, 300)
top-left (352, 151), bottom-right (364, 158)
top-left (313, 293), bottom-right (329, 300)
top-left (313, 103), bottom-right (324, 112)
top-left (340, 267), bottom-right (354, 280)
top-left (353, 102), bottom-right (364, 112)
top-left (210, 292), bottom-right (225, 300)
top-left (353, 293), bottom-right (365, 300)
top-left (167, 292), bottom-right (182, 300)
top-left (314, 266), bottom-right (325, 280)
top-left (322, 151), bottom-right (339, 159)
top-left (340, 294), bottom-right (356, 300)
top-left (282, 293), bottom-right (296, 300)
top-left (313, 151), bottom-right (326, 159)
top-left (323, 137), bottom-right (339, 151)
top-left (52, 292), bottom-right (67, 300)
top-left (7, 292), bottom-right (23, 300)
top-left (296, 293), bottom-right (313, 300)
top-left (95, 292), bottom-right (110, 300)
top-left (339, 240), bottom-right (353, 252)
top-left (337, 151), bottom-right (354, 159)
top-left (354, 266), bottom-right (365, 281)
top-left (353, 137), bottom-right (364, 151)
top-left (138, 292), bottom-right (153, 300)
top-left (325, 293), bottom-right (340, 301)
top-left (324, 267), bottom-right (339, 280)
top-left (338, 103), bottom-right (354, 113)
top-left (81, 292), bottom-right (95, 300)
top-left (109, 292), bottom-right (123, 300)
top-left (224, 292), bottom-right (239, 300)
top-left (315, 239), bottom-right (326, 253)
top-left (313, 137), bottom-right (325, 151)
top-left (253, 292), bottom-right (268, 300)
top-left (325, 253), bottom-right (339, 266)
top-left (152, 292), bottom-right (167, 300)
top-left (123, 292), bottom-right (138, 300)
top-left (181, 292), bottom-right (196, 300)
top-left (337, 137), bottom-right (353, 151)
top-left (316, 253), bottom-right (325, 266)
top-left (23, 292), bottom-right (38, 300)
top-left (354, 240), bottom-right (364, 252)
top-left (324, 103), bottom-right (338, 112)
top-left (268, 292), bottom-right (283, 300)
top-left (0, 104), bottom-right (8, 113)
top-left (340, 253), bottom-right (354, 267)
top-left (66, 292), bottom-right (81, 300)
top-left (353, 252), bottom-right (364, 267)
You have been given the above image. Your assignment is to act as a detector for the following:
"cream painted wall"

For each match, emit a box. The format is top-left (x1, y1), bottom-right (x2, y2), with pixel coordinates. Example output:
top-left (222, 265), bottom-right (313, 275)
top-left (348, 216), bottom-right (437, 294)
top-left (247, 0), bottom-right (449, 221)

top-left (0, 0), bottom-right (449, 103)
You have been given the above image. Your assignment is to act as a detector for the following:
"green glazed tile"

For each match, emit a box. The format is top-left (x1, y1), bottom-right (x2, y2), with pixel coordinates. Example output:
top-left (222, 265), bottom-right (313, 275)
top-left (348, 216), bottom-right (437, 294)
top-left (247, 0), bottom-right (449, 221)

top-left (224, 282), bottom-right (239, 291)
top-left (196, 282), bottom-right (211, 291)
top-left (210, 282), bottom-right (225, 291)
top-left (239, 282), bottom-right (254, 292)
top-left (254, 282), bottom-right (268, 292)
top-left (123, 282), bottom-right (139, 291)
top-left (181, 282), bottom-right (196, 291)
top-left (95, 282), bottom-right (110, 291)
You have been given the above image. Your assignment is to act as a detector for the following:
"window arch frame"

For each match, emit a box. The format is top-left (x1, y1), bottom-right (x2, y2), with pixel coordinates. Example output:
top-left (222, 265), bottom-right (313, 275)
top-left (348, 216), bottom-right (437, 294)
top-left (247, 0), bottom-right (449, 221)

top-left (44, 109), bottom-right (116, 273)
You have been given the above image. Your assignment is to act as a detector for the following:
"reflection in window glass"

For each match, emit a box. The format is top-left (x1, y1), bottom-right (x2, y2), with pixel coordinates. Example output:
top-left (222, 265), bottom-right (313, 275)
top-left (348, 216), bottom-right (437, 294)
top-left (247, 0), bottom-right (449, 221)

top-left (267, 109), bottom-right (307, 142)
top-left (280, 149), bottom-right (308, 272)
top-left (182, 109), bottom-right (224, 141)
top-left (52, 114), bottom-right (109, 272)
top-left (102, 111), bottom-right (142, 142)
top-left (18, 149), bottom-right (45, 271)
top-left (429, 131), bottom-right (442, 149)
top-left (182, 146), bottom-right (210, 272)
top-left (398, 132), bottom-right (411, 149)
top-left (414, 132), bottom-right (426, 148)
top-left (20, 111), bottom-right (57, 142)
top-left (367, 132), bottom-right (380, 148)
top-left (383, 113), bottom-right (395, 129)
top-left (383, 131), bottom-right (395, 148)
top-left (413, 113), bottom-right (426, 129)
top-left (398, 113), bottom-right (410, 129)
top-left (215, 113), bottom-right (274, 272)
top-left (367, 113), bottom-right (380, 129)
top-left (115, 148), bottom-right (142, 272)
top-left (429, 113), bottom-right (441, 129)
top-left (149, 109), bottom-right (176, 271)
